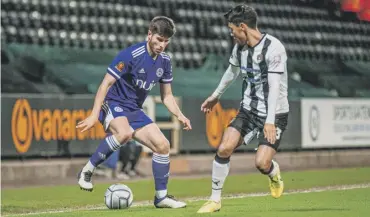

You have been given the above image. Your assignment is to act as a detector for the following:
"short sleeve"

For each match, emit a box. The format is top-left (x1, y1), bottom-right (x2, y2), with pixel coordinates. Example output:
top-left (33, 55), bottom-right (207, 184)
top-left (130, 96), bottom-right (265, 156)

top-left (229, 44), bottom-right (240, 67)
top-left (267, 42), bottom-right (287, 74)
top-left (159, 54), bottom-right (173, 84)
top-left (107, 50), bottom-right (131, 79)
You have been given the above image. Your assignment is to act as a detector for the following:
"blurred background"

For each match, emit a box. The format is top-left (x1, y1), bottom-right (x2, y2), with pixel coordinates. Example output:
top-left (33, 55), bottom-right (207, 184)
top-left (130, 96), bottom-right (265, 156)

top-left (1, 0), bottom-right (370, 187)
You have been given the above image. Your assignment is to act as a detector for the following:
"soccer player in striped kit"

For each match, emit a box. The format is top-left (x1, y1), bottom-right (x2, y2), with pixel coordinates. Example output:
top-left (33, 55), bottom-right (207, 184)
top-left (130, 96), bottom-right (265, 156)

top-left (198, 4), bottom-right (289, 213)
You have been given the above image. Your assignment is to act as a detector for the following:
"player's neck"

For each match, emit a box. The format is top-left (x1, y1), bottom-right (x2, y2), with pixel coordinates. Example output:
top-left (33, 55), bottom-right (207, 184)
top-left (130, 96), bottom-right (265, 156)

top-left (146, 43), bottom-right (158, 60)
top-left (246, 29), bottom-right (263, 48)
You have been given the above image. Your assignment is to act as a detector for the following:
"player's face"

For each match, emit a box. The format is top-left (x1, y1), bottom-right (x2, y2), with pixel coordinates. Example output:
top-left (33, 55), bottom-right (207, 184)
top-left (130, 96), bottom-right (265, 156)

top-left (147, 31), bottom-right (170, 55)
top-left (228, 23), bottom-right (248, 45)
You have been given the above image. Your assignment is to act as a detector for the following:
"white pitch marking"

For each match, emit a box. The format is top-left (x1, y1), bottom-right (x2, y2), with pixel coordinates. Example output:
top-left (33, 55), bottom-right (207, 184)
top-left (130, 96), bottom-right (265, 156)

top-left (4, 183), bottom-right (370, 217)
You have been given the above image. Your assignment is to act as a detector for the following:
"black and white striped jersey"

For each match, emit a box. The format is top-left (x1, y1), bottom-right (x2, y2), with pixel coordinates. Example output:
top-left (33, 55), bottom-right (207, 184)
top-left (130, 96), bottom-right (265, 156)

top-left (229, 34), bottom-right (289, 117)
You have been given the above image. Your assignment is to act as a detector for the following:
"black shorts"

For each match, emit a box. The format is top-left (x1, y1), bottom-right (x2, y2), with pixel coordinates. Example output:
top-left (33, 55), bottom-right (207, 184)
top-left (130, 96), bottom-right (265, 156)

top-left (228, 107), bottom-right (288, 150)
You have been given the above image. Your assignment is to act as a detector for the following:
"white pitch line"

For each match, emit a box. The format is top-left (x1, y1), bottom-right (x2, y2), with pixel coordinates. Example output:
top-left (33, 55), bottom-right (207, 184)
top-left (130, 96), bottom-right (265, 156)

top-left (4, 183), bottom-right (370, 217)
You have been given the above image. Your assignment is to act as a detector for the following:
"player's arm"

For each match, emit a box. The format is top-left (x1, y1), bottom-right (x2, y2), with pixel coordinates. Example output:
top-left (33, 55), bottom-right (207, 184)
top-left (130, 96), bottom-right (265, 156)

top-left (201, 44), bottom-right (241, 113)
top-left (264, 44), bottom-right (287, 144)
top-left (77, 51), bottom-right (129, 132)
top-left (212, 44), bottom-right (241, 99)
top-left (265, 74), bottom-right (282, 124)
top-left (76, 74), bottom-right (116, 132)
top-left (159, 57), bottom-right (192, 130)
top-left (160, 83), bottom-right (192, 130)
top-left (201, 64), bottom-right (240, 113)
top-left (160, 83), bottom-right (183, 118)
top-left (90, 74), bottom-right (117, 119)
top-left (211, 64), bottom-right (241, 99)
top-left (265, 48), bottom-right (287, 124)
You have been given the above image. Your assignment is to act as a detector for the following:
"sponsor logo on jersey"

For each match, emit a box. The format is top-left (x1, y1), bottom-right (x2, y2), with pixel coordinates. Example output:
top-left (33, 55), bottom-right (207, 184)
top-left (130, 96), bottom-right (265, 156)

top-left (135, 79), bottom-right (156, 91)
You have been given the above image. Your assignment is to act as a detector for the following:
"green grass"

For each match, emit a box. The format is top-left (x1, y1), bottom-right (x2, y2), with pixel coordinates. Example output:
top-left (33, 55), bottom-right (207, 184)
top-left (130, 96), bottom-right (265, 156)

top-left (9, 188), bottom-right (370, 217)
top-left (2, 167), bottom-right (370, 216)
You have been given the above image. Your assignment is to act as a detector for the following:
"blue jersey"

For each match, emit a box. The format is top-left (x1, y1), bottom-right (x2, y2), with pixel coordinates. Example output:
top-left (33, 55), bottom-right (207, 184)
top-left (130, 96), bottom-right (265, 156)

top-left (105, 41), bottom-right (173, 111)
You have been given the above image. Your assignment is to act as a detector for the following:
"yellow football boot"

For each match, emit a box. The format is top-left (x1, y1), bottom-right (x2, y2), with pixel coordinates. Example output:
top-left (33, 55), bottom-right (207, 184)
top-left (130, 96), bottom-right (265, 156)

top-left (269, 164), bottom-right (284, 198)
top-left (197, 200), bottom-right (221, 213)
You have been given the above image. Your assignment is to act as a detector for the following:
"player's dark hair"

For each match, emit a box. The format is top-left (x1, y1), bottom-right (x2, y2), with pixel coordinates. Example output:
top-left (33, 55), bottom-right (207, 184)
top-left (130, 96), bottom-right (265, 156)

top-left (224, 4), bottom-right (258, 29)
top-left (149, 16), bottom-right (176, 38)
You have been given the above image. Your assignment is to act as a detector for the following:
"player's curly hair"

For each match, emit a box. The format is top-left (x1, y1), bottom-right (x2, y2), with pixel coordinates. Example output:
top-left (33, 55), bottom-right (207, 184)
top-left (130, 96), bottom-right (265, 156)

top-left (149, 16), bottom-right (176, 38)
top-left (224, 4), bottom-right (258, 29)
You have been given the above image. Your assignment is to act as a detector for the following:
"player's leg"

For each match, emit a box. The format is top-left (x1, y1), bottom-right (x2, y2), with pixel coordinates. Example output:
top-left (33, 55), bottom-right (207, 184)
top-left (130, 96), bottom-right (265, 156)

top-left (255, 114), bottom-right (288, 198)
top-left (198, 108), bottom-right (258, 213)
top-left (197, 108), bottom-right (257, 213)
top-left (197, 127), bottom-right (243, 213)
top-left (133, 123), bottom-right (186, 208)
top-left (78, 106), bottom-right (133, 191)
top-left (255, 145), bottom-right (283, 198)
top-left (212, 127), bottom-right (244, 200)
top-left (198, 127), bottom-right (243, 213)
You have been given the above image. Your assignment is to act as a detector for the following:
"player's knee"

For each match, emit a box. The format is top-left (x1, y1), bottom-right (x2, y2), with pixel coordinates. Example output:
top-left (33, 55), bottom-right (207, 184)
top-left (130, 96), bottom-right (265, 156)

top-left (255, 157), bottom-right (271, 173)
top-left (114, 132), bottom-right (132, 145)
top-left (154, 139), bottom-right (170, 154)
top-left (217, 143), bottom-right (233, 158)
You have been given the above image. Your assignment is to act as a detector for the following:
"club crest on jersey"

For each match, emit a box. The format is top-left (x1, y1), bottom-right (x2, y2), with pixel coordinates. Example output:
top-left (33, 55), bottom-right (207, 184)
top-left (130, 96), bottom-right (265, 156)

top-left (115, 61), bottom-right (125, 72)
top-left (257, 54), bottom-right (264, 62)
top-left (156, 68), bottom-right (164, 77)
top-left (114, 106), bottom-right (123, 112)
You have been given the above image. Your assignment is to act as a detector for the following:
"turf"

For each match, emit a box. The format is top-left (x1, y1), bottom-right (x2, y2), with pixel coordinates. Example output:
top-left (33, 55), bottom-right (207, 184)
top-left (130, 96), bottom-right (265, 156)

top-left (2, 167), bottom-right (370, 216)
top-left (12, 188), bottom-right (370, 217)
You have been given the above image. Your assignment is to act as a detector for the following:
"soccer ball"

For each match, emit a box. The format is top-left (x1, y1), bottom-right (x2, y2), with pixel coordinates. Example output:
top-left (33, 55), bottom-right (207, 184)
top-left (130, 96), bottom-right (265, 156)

top-left (104, 184), bottom-right (133, 209)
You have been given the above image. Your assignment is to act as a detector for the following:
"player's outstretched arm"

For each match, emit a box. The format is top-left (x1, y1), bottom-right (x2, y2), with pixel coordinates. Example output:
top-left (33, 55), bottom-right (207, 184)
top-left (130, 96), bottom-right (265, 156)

top-left (160, 83), bottom-right (192, 130)
top-left (76, 74), bottom-right (117, 132)
top-left (201, 64), bottom-right (240, 113)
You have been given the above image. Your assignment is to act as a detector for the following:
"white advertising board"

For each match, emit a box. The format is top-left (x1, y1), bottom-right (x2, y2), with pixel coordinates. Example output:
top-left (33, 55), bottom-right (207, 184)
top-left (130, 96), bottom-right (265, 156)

top-left (301, 99), bottom-right (370, 148)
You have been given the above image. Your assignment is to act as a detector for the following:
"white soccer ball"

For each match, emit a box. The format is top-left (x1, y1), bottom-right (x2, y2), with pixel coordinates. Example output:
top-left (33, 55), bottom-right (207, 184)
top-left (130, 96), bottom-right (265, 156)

top-left (104, 184), bottom-right (133, 209)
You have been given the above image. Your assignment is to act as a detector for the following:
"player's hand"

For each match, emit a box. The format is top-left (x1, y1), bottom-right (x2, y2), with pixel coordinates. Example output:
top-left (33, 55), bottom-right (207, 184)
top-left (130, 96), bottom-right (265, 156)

top-left (178, 115), bottom-right (192, 131)
top-left (264, 123), bottom-right (276, 145)
top-left (76, 115), bottom-right (99, 133)
top-left (201, 95), bottom-right (219, 113)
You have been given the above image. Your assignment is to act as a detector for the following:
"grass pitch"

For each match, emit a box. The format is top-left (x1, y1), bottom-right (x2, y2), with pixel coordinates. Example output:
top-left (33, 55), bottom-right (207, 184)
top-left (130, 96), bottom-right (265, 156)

top-left (2, 167), bottom-right (370, 217)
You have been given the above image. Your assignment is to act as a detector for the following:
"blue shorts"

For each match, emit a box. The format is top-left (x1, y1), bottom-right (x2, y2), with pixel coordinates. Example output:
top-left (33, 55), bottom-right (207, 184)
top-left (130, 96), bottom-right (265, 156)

top-left (98, 101), bottom-right (153, 132)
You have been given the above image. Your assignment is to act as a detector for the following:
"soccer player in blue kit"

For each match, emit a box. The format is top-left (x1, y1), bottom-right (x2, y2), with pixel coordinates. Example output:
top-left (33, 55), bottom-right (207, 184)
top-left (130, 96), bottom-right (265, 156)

top-left (76, 16), bottom-right (192, 208)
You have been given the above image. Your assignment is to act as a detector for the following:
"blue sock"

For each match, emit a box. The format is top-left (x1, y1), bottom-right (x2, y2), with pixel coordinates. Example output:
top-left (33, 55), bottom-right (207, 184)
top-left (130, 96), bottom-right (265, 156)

top-left (152, 153), bottom-right (170, 199)
top-left (88, 134), bottom-right (121, 169)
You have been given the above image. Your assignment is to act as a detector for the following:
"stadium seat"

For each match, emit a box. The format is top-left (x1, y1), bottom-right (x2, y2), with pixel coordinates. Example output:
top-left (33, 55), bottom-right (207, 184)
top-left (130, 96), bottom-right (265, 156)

top-left (1, 0), bottom-right (369, 95)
